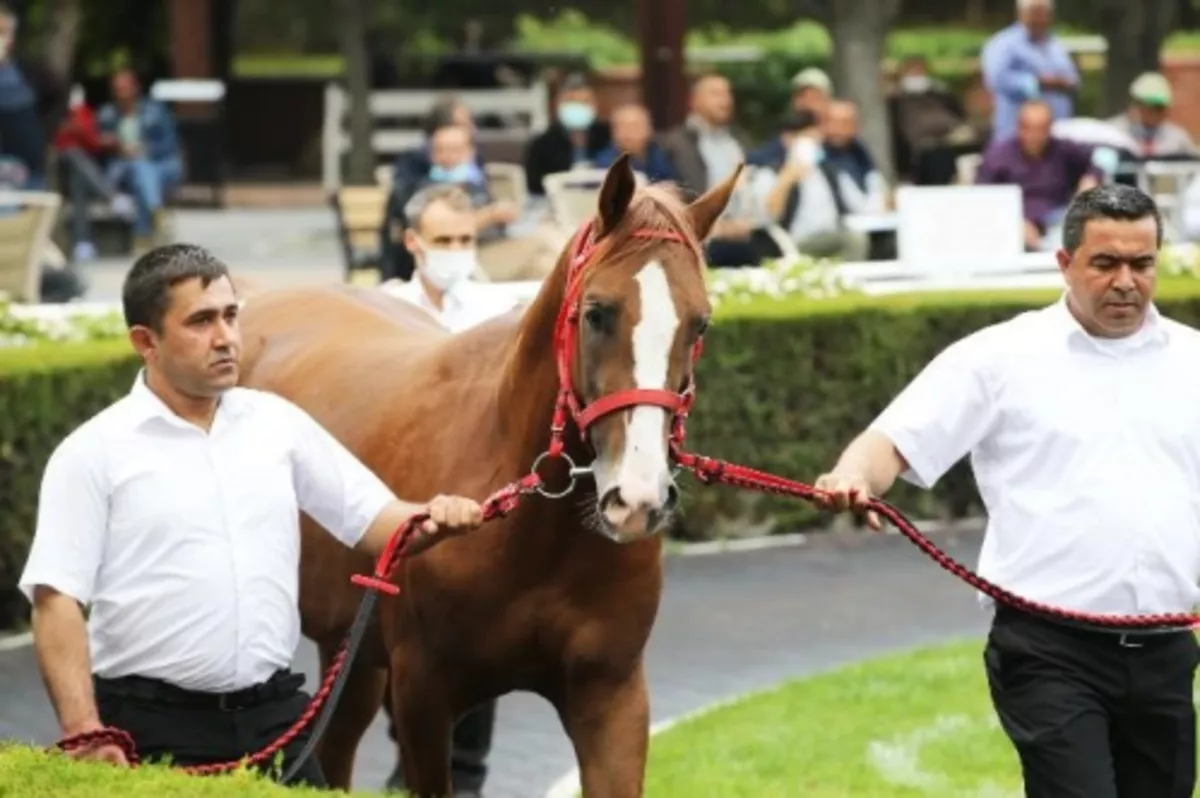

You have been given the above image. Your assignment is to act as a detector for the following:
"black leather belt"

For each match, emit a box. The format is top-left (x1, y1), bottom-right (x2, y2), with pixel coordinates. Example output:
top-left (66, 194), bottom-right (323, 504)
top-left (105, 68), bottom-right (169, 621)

top-left (994, 604), bottom-right (1191, 650)
top-left (94, 669), bottom-right (305, 712)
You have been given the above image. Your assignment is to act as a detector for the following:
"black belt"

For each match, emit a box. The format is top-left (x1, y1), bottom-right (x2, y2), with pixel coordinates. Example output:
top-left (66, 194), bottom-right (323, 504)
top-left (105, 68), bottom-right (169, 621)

top-left (994, 604), bottom-right (1192, 650)
top-left (94, 669), bottom-right (305, 712)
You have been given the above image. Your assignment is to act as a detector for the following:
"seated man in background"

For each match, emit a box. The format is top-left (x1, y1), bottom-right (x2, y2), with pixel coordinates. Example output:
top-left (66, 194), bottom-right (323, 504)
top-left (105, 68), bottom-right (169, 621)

top-left (761, 109), bottom-right (869, 261)
top-left (886, 54), bottom-right (978, 183)
top-left (593, 102), bottom-right (677, 183)
top-left (523, 72), bottom-right (611, 197)
top-left (660, 73), bottom-right (764, 267)
top-left (789, 67), bottom-right (832, 122)
top-left (1107, 72), bottom-right (1198, 159)
top-left (381, 98), bottom-right (485, 282)
top-left (96, 68), bottom-right (184, 249)
top-left (385, 122), bottom-right (556, 281)
top-left (976, 99), bottom-right (1103, 250)
top-left (822, 100), bottom-right (889, 212)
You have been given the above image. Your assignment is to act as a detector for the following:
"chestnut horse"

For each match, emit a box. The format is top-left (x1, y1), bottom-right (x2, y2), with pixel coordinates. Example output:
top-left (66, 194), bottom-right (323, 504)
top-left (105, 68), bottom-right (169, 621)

top-left (235, 155), bottom-right (740, 797)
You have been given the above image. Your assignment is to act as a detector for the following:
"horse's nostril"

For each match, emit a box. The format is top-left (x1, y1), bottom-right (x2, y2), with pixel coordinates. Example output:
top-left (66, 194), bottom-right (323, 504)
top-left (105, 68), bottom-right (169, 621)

top-left (664, 484), bottom-right (680, 512)
top-left (600, 487), bottom-right (627, 512)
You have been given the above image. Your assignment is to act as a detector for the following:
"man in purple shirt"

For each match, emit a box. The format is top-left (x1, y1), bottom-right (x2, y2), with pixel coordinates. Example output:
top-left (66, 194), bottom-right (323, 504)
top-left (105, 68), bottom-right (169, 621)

top-left (976, 100), bottom-right (1102, 250)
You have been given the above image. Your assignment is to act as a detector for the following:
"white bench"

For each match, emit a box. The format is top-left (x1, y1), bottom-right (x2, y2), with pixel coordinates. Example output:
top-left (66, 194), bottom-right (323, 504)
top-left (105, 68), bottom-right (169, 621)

top-left (321, 82), bottom-right (550, 192)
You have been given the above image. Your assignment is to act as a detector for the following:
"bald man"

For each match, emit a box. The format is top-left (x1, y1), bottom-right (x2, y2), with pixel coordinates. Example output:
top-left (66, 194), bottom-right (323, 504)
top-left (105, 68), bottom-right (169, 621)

top-left (659, 73), bottom-right (767, 267)
top-left (822, 100), bottom-right (888, 213)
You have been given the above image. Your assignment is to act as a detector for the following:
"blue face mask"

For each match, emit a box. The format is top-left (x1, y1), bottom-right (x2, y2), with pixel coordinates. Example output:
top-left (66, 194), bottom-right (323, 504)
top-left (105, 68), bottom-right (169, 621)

top-left (429, 163), bottom-right (476, 183)
top-left (557, 101), bottom-right (595, 131)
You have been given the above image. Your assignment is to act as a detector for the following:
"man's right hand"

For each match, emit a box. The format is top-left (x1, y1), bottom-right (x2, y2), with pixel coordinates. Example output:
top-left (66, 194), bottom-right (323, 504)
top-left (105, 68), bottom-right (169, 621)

top-left (61, 722), bottom-right (129, 766)
top-left (813, 471), bottom-right (883, 531)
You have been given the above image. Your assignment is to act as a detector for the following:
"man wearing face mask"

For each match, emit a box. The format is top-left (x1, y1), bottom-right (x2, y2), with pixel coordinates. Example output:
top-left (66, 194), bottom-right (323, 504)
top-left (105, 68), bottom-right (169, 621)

top-left (380, 184), bottom-right (520, 334)
top-left (762, 109), bottom-right (869, 261)
top-left (523, 72), bottom-right (612, 197)
top-left (886, 55), bottom-right (978, 183)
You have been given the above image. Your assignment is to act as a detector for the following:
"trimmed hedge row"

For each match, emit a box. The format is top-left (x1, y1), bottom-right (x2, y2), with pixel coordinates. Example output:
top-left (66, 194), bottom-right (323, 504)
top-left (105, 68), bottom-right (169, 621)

top-left (6, 281), bottom-right (1200, 627)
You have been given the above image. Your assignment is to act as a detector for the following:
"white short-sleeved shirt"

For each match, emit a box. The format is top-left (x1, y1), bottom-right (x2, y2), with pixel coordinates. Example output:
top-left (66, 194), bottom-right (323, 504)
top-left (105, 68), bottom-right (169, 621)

top-left (870, 296), bottom-right (1200, 616)
top-left (18, 372), bottom-right (397, 692)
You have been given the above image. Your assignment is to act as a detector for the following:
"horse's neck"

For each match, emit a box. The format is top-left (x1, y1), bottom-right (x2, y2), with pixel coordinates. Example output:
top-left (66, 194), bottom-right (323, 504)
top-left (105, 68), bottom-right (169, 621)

top-left (495, 251), bottom-right (583, 473)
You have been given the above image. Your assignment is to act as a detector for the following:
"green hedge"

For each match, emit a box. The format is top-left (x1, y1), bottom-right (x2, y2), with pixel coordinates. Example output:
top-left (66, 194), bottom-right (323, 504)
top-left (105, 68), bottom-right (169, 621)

top-left (6, 281), bottom-right (1200, 626)
top-left (0, 744), bottom-right (385, 797)
top-left (0, 340), bottom-right (140, 631)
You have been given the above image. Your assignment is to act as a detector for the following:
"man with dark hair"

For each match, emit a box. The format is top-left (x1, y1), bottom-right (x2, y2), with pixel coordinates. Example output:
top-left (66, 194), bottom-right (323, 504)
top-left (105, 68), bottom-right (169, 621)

top-left (522, 71), bottom-right (611, 196)
top-left (18, 243), bottom-right (486, 787)
top-left (813, 183), bottom-right (1200, 798)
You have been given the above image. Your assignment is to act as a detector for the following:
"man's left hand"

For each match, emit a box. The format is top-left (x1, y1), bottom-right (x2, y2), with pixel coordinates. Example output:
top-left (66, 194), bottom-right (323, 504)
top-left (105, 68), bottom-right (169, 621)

top-left (418, 495), bottom-right (485, 536)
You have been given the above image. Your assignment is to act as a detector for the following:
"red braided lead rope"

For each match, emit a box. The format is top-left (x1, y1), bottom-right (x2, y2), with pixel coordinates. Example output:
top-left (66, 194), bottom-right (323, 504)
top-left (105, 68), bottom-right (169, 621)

top-left (53, 473), bottom-right (544, 773)
top-left (672, 447), bottom-right (1200, 632)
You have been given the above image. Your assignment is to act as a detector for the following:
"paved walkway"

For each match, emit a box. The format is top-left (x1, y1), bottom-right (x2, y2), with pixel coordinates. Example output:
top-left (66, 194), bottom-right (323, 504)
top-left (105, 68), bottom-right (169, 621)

top-left (0, 527), bottom-right (990, 797)
top-left (71, 207), bottom-right (346, 303)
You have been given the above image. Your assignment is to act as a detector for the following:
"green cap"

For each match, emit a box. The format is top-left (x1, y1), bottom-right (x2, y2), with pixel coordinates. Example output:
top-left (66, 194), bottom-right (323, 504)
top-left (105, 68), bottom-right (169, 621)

top-left (1130, 72), bottom-right (1171, 107)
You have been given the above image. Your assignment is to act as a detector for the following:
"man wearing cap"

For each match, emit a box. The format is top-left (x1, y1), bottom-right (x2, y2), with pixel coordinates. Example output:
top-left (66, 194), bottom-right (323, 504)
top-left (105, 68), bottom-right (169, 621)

top-left (790, 67), bottom-right (832, 121)
top-left (1107, 72), bottom-right (1197, 159)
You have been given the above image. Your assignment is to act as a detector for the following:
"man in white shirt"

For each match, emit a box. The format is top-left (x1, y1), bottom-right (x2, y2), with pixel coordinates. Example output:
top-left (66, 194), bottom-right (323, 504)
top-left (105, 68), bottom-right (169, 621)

top-left (17, 243), bottom-right (485, 786)
top-left (381, 183), bottom-right (522, 335)
top-left (814, 183), bottom-right (1200, 798)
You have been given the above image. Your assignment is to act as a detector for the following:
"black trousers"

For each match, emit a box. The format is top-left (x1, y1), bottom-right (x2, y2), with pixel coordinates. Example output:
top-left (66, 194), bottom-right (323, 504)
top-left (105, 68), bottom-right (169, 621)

top-left (985, 605), bottom-right (1199, 798)
top-left (94, 669), bottom-right (326, 789)
top-left (385, 697), bottom-right (496, 793)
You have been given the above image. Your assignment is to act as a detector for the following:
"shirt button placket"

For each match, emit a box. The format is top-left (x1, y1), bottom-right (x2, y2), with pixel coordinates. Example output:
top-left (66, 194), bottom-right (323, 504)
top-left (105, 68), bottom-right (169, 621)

top-left (209, 436), bottom-right (241, 686)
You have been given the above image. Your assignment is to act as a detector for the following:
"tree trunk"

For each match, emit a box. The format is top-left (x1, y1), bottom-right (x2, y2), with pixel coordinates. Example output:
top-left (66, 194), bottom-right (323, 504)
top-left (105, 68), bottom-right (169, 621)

top-left (41, 0), bottom-right (82, 80)
top-left (335, 0), bottom-right (374, 185)
top-left (821, 0), bottom-right (902, 181)
top-left (1098, 0), bottom-right (1177, 117)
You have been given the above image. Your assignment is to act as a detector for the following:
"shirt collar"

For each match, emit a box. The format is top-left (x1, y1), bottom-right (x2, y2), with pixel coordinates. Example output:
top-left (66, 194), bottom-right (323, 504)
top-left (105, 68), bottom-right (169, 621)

top-left (1049, 292), bottom-right (1168, 353)
top-left (126, 368), bottom-right (251, 429)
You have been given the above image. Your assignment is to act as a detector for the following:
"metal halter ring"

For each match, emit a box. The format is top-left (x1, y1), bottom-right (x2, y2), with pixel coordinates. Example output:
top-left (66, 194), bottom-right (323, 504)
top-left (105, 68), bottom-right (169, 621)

top-left (530, 451), bottom-right (592, 499)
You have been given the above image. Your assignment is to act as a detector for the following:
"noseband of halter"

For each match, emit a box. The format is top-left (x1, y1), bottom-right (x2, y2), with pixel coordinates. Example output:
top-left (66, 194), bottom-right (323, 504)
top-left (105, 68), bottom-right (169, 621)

top-left (545, 217), bottom-right (704, 459)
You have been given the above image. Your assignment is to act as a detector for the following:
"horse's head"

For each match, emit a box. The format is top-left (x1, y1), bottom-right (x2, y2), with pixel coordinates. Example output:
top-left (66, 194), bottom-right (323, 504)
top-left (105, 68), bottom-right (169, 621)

top-left (560, 153), bottom-right (741, 543)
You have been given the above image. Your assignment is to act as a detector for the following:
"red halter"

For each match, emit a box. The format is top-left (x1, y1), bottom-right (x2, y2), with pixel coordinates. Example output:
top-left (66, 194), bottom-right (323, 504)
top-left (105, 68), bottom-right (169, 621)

top-left (545, 218), bottom-right (704, 461)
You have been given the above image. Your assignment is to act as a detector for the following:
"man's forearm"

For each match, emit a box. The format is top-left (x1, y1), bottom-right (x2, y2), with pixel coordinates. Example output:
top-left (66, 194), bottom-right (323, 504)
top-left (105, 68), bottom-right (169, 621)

top-left (831, 429), bottom-right (909, 497)
top-left (355, 499), bottom-right (427, 557)
top-left (31, 589), bottom-right (101, 736)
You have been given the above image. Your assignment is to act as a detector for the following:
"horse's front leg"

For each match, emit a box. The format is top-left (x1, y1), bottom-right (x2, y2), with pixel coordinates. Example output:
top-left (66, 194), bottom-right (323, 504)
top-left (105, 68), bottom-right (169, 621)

top-left (390, 648), bottom-right (454, 798)
top-left (559, 659), bottom-right (651, 798)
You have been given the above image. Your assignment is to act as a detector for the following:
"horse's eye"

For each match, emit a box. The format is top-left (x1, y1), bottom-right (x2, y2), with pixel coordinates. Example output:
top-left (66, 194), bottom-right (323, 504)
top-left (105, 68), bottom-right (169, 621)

top-left (583, 304), bottom-right (616, 335)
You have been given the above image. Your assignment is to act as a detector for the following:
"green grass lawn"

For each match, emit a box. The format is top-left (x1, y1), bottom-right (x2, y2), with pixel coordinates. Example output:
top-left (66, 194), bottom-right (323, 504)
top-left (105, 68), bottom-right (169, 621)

top-left (0, 744), bottom-right (390, 797)
top-left (638, 638), bottom-right (1100, 797)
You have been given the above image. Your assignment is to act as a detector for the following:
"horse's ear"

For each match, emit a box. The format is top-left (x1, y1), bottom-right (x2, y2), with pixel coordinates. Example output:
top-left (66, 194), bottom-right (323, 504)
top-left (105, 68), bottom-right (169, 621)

top-left (687, 162), bottom-right (744, 240)
top-left (594, 152), bottom-right (637, 238)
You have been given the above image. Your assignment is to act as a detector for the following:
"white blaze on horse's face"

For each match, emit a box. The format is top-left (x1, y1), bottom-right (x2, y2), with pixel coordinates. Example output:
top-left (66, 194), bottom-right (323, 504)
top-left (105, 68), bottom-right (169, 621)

top-left (594, 260), bottom-right (681, 542)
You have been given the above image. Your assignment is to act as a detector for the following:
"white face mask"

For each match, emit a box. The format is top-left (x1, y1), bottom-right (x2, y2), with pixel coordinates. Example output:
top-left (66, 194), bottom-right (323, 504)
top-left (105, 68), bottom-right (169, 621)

top-left (900, 74), bottom-right (933, 94)
top-left (420, 247), bottom-right (478, 291)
